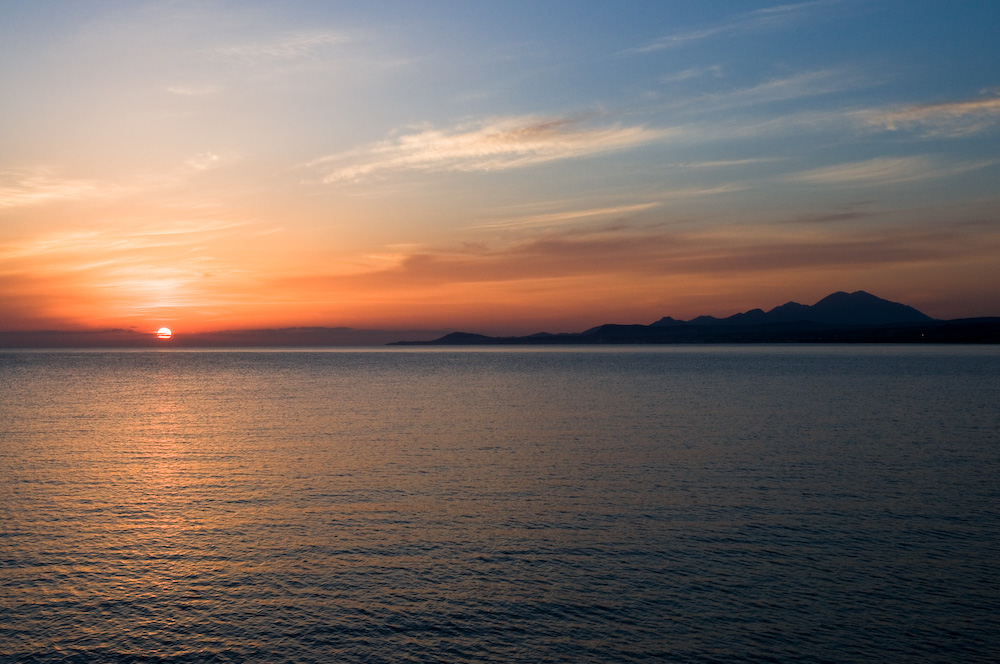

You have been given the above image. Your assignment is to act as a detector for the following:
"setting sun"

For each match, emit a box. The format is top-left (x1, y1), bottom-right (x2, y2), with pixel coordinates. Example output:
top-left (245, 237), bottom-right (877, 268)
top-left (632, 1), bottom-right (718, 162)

top-left (156, 327), bottom-right (172, 340)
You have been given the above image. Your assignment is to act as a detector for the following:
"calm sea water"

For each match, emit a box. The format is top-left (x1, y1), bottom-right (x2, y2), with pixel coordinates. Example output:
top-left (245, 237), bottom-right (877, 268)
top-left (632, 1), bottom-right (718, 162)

top-left (1, 346), bottom-right (998, 663)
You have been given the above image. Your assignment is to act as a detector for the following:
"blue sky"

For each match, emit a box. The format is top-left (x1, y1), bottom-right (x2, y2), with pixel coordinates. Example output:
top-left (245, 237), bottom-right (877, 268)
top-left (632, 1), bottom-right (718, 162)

top-left (1, 1), bottom-right (998, 334)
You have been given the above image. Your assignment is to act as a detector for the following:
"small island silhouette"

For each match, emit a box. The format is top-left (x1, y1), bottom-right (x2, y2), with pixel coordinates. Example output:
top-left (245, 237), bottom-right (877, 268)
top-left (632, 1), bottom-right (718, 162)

top-left (392, 291), bottom-right (1000, 345)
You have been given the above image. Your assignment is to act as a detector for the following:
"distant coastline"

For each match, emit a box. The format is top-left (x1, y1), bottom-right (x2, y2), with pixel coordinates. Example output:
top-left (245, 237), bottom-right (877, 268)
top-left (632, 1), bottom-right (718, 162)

top-left (3, 292), bottom-right (998, 348)
top-left (0, 327), bottom-right (450, 349)
top-left (392, 292), bottom-right (1000, 345)
top-left (390, 318), bottom-right (1000, 345)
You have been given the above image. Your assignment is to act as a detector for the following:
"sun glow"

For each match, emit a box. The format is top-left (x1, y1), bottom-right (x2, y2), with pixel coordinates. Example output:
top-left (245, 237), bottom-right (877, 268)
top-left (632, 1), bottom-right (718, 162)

top-left (156, 327), bottom-right (172, 339)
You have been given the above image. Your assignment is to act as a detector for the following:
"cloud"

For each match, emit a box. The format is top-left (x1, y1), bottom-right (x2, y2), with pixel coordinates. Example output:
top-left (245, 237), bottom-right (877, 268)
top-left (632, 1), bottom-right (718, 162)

top-left (185, 152), bottom-right (223, 171)
top-left (210, 31), bottom-right (352, 65)
top-left (473, 203), bottom-right (661, 230)
top-left (633, 0), bottom-right (844, 52)
top-left (277, 219), bottom-right (995, 295)
top-left (640, 68), bottom-right (865, 124)
top-left (0, 169), bottom-right (109, 208)
top-left (860, 95), bottom-right (1000, 137)
top-left (787, 156), bottom-right (996, 185)
top-left (308, 116), bottom-right (676, 182)
top-left (789, 156), bottom-right (930, 184)
top-left (0, 158), bottom-right (235, 211)
top-left (0, 221), bottom-right (246, 261)
top-left (679, 158), bottom-right (780, 169)
top-left (660, 65), bottom-right (723, 84)
top-left (674, 69), bottom-right (856, 114)
top-left (0, 219), bottom-right (258, 326)
top-left (782, 209), bottom-right (873, 224)
top-left (658, 184), bottom-right (751, 199)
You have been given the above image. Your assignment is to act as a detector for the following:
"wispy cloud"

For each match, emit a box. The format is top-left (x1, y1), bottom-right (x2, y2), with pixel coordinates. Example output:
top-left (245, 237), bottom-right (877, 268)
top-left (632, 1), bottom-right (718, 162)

top-left (277, 220), bottom-right (995, 294)
top-left (0, 221), bottom-right (246, 260)
top-left (475, 184), bottom-right (750, 231)
top-left (473, 203), bottom-right (661, 230)
top-left (782, 209), bottom-right (873, 224)
top-left (0, 169), bottom-right (108, 208)
top-left (788, 156), bottom-right (996, 185)
top-left (672, 69), bottom-right (856, 114)
top-left (789, 156), bottom-right (929, 184)
top-left (633, 0), bottom-right (844, 52)
top-left (679, 158), bottom-right (780, 169)
top-left (185, 152), bottom-right (223, 171)
top-left (308, 116), bottom-right (676, 182)
top-left (641, 68), bottom-right (865, 122)
top-left (860, 95), bottom-right (1000, 137)
top-left (210, 30), bottom-right (352, 65)
top-left (658, 184), bottom-right (751, 199)
top-left (660, 65), bottom-right (723, 85)
top-left (1, 157), bottom-right (236, 210)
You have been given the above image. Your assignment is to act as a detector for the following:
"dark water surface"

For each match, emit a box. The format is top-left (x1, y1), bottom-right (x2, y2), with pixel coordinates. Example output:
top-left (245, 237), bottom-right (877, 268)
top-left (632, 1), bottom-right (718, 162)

top-left (2, 346), bottom-right (998, 663)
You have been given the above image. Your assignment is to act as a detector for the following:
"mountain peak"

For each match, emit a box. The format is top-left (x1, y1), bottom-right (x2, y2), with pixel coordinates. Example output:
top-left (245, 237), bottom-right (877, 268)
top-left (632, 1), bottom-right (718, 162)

top-left (652, 291), bottom-right (934, 327)
top-left (804, 291), bottom-right (932, 326)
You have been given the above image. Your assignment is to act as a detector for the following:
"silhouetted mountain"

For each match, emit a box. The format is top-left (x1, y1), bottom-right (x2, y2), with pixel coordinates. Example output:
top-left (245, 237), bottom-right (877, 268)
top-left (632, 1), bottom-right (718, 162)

top-left (431, 332), bottom-right (497, 344)
top-left (651, 291), bottom-right (933, 327)
top-left (394, 292), bottom-right (999, 345)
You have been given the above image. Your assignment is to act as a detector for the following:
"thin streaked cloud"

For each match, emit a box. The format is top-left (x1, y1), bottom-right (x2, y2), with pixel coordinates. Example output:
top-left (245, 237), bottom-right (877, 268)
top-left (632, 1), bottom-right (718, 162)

top-left (210, 30), bottom-right (353, 65)
top-left (0, 169), bottom-right (107, 209)
top-left (632, 0), bottom-right (845, 53)
top-left (781, 209), bottom-right (873, 224)
top-left (277, 220), bottom-right (996, 292)
top-left (670, 69), bottom-right (859, 114)
top-left (788, 156), bottom-right (996, 185)
top-left (473, 203), bottom-right (661, 230)
top-left (0, 221), bottom-right (247, 260)
top-left (0, 159), bottom-right (236, 211)
top-left (308, 116), bottom-right (677, 183)
top-left (679, 158), bottom-right (780, 169)
top-left (660, 65), bottom-right (723, 85)
top-left (860, 95), bottom-right (1000, 137)
top-left (656, 184), bottom-right (751, 199)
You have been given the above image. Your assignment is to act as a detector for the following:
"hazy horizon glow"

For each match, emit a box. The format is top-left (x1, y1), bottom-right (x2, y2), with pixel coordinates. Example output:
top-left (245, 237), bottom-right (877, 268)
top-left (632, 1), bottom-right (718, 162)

top-left (2, 1), bottom-right (998, 336)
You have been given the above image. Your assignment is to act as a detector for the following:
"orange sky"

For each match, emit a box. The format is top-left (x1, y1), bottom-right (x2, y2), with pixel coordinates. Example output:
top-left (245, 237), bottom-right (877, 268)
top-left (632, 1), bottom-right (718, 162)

top-left (2, 2), bottom-right (999, 339)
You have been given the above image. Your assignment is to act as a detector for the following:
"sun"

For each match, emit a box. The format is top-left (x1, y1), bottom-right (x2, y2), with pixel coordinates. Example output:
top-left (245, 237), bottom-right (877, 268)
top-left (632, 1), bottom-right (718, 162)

top-left (156, 327), bottom-right (172, 340)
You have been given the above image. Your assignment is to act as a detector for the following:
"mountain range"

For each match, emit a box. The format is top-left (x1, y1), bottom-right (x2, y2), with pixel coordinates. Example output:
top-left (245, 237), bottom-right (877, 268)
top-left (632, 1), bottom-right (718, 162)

top-left (650, 290), bottom-right (932, 328)
top-left (395, 291), bottom-right (1000, 345)
top-left (2, 291), bottom-right (996, 348)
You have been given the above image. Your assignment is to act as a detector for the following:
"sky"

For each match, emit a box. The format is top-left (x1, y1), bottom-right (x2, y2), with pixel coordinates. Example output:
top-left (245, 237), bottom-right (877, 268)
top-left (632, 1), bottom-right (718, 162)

top-left (1, 0), bottom-right (999, 338)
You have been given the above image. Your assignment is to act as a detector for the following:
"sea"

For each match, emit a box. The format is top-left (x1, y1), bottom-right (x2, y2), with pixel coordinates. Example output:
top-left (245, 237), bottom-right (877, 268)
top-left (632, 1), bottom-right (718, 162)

top-left (1, 345), bottom-right (998, 663)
